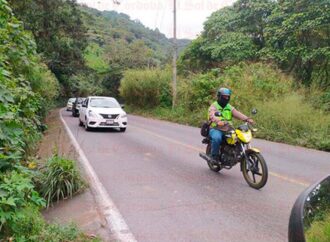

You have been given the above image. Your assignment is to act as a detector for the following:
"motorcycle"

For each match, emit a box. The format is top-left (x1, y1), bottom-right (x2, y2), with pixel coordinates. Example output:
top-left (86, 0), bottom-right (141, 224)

top-left (199, 109), bottom-right (268, 190)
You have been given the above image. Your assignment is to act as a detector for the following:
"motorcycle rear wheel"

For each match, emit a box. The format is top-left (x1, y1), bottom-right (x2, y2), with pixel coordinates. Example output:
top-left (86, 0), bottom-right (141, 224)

top-left (206, 144), bottom-right (222, 172)
top-left (242, 151), bottom-right (268, 189)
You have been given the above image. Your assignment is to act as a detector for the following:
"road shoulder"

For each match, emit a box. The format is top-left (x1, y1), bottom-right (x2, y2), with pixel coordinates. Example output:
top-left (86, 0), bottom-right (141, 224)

top-left (38, 108), bottom-right (112, 241)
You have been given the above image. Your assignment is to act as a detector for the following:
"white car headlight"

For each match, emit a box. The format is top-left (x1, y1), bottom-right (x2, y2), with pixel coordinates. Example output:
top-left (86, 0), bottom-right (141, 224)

top-left (88, 110), bottom-right (97, 118)
top-left (120, 114), bottom-right (127, 118)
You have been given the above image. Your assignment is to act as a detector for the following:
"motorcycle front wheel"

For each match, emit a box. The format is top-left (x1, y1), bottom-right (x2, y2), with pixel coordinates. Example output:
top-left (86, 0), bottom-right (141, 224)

top-left (242, 151), bottom-right (268, 189)
top-left (206, 144), bottom-right (222, 172)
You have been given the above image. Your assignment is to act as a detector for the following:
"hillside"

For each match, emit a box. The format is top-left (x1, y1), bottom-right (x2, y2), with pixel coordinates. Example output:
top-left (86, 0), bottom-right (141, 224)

top-left (79, 5), bottom-right (191, 72)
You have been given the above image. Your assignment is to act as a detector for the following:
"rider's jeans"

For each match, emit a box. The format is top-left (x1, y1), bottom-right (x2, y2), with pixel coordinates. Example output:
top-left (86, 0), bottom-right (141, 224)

top-left (209, 128), bottom-right (224, 157)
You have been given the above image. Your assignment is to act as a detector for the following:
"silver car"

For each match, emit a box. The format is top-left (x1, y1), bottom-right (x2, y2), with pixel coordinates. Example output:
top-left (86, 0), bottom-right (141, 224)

top-left (66, 98), bottom-right (75, 111)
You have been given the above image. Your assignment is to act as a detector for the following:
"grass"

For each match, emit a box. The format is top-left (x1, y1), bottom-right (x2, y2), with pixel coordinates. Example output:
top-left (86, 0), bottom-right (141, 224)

top-left (39, 155), bottom-right (86, 208)
top-left (121, 62), bottom-right (329, 151)
top-left (305, 211), bottom-right (330, 242)
top-left (256, 94), bottom-right (330, 150)
top-left (125, 93), bottom-right (330, 151)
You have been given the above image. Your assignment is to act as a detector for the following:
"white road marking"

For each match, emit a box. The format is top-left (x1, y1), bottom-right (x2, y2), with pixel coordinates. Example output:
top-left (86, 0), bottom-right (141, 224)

top-left (60, 109), bottom-right (137, 242)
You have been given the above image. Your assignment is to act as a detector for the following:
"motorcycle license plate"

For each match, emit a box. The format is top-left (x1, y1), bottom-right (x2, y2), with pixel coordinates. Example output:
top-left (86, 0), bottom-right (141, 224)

top-left (106, 120), bottom-right (114, 124)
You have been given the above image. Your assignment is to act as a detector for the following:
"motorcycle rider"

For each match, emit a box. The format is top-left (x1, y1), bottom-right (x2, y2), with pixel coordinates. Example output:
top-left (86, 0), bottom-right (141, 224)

top-left (208, 87), bottom-right (254, 162)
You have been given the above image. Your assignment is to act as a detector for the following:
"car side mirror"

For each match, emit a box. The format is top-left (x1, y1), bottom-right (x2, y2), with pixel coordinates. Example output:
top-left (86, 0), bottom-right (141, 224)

top-left (288, 175), bottom-right (330, 242)
top-left (121, 104), bottom-right (125, 109)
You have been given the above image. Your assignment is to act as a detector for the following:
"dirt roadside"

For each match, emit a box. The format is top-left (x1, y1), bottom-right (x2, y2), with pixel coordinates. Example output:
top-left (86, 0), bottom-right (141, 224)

top-left (38, 109), bottom-right (112, 241)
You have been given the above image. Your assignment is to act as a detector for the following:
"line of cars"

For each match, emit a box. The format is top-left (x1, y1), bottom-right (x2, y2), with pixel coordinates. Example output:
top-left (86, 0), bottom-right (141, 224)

top-left (66, 96), bottom-right (127, 132)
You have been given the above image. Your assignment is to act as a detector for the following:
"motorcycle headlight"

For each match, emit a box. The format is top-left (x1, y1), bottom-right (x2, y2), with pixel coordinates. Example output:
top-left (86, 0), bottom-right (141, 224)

top-left (241, 132), bottom-right (252, 143)
top-left (236, 130), bottom-right (252, 143)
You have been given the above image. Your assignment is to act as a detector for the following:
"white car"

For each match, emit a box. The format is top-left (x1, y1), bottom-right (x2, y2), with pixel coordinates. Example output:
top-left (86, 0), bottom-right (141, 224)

top-left (66, 97), bottom-right (75, 111)
top-left (79, 96), bottom-right (127, 132)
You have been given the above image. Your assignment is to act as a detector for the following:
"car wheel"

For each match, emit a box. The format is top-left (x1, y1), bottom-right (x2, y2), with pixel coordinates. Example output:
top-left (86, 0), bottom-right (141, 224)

top-left (120, 127), bottom-right (126, 132)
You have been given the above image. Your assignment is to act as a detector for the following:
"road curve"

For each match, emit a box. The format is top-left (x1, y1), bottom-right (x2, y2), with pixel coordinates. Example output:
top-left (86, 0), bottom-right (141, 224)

top-left (61, 110), bottom-right (330, 242)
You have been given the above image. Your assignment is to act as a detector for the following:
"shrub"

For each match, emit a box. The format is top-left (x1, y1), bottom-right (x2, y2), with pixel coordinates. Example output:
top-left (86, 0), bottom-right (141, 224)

top-left (125, 62), bottom-right (330, 151)
top-left (179, 62), bottom-right (294, 113)
top-left (0, 1), bottom-right (59, 171)
top-left (185, 71), bottom-right (220, 110)
top-left (306, 83), bottom-right (330, 112)
top-left (39, 155), bottom-right (85, 207)
top-left (3, 205), bottom-right (100, 241)
top-left (119, 68), bottom-right (172, 107)
top-left (218, 62), bottom-right (293, 112)
top-left (0, 170), bottom-right (46, 235)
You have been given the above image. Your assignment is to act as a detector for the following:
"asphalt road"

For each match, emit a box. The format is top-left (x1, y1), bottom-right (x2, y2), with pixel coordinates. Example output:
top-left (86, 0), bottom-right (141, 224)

top-left (61, 110), bottom-right (330, 242)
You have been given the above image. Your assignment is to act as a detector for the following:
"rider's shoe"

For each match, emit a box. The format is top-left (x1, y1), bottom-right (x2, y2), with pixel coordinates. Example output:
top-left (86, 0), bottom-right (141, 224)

top-left (210, 155), bottom-right (220, 165)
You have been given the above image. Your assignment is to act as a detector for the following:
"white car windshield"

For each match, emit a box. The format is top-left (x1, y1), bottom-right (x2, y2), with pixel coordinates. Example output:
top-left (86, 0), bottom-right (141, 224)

top-left (89, 98), bottom-right (120, 108)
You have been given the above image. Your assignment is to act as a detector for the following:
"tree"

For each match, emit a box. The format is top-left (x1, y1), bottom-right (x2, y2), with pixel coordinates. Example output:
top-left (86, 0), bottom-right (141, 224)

top-left (179, 0), bottom-right (330, 96)
top-left (9, 0), bottom-right (88, 95)
top-left (263, 0), bottom-right (330, 88)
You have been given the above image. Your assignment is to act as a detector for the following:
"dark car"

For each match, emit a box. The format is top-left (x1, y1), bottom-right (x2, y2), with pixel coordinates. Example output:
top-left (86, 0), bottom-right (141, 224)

top-left (72, 97), bottom-right (85, 117)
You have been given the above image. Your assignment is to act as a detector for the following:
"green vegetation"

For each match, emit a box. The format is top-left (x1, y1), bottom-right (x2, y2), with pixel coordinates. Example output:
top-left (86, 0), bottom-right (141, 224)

top-left (84, 43), bottom-right (109, 73)
top-left (7, 1), bottom-right (190, 99)
top-left (0, 169), bottom-right (45, 235)
top-left (122, 63), bottom-right (330, 151)
top-left (0, 1), bottom-right (94, 240)
top-left (179, 0), bottom-right (330, 111)
top-left (0, 164), bottom-right (93, 241)
top-left (39, 155), bottom-right (86, 208)
top-left (305, 211), bottom-right (330, 242)
top-left (0, 0), bottom-right (59, 172)
top-left (120, 68), bottom-right (172, 108)
top-left (79, 6), bottom-right (190, 97)
top-left (120, 0), bottom-right (329, 151)
top-left (1, 0), bottom-right (189, 238)
top-left (80, 5), bottom-right (189, 68)
top-left (0, 0), bottom-right (329, 238)
top-left (9, 0), bottom-right (88, 96)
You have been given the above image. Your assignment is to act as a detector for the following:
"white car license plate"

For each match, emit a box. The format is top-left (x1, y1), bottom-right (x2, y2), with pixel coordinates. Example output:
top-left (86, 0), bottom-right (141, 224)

top-left (106, 120), bottom-right (114, 125)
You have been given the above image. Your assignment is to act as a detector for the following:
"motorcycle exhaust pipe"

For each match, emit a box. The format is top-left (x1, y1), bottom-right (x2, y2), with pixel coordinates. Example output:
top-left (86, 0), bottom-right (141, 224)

top-left (200, 152), bottom-right (232, 170)
top-left (199, 152), bottom-right (211, 162)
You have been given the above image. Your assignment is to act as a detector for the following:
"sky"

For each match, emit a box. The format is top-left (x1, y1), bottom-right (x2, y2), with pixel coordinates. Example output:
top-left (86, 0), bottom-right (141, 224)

top-left (77, 0), bottom-right (236, 39)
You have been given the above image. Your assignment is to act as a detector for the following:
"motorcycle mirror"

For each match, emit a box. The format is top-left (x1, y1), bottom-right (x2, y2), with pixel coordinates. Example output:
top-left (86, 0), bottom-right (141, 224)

top-left (251, 108), bottom-right (257, 115)
top-left (288, 175), bottom-right (330, 242)
top-left (215, 111), bottom-right (221, 117)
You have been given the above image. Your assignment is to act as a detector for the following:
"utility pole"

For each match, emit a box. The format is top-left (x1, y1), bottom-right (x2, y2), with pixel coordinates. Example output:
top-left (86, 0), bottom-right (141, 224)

top-left (172, 0), bottom-right (177, 109)
top-left (113, 0), bottom-right (177, 107)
